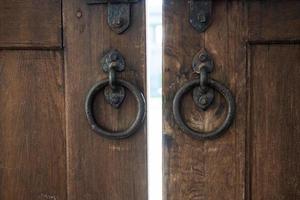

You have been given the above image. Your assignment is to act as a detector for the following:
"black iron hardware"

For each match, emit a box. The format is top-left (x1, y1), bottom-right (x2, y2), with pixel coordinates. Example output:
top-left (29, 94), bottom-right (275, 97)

top-left (189, 0), bottom-right (212, 32)
top-left (173, 49), bottom-right (235, 140)
top-left (86, 0), bottom-right (139, 34)
top-left (101, 49), bottom-right (126, 108)
top-left (85, 49), bottom-right (146, 139)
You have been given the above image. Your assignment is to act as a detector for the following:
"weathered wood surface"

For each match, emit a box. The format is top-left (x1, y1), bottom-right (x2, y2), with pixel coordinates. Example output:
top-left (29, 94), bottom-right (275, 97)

top-left (248, 45), bottom-right (300, 200)
top-left (63, 1), bottom-right (147, 199)
top-left (248, 1), bottom-right (300, 42)
top-left (0, 50), bottom-right (66, 200)
top-left (0, 0), bottom-right (62, 48)
top-left (163, 1), bottom-right (246, 199)
top-left (163, 1), bottom-right (300, 200)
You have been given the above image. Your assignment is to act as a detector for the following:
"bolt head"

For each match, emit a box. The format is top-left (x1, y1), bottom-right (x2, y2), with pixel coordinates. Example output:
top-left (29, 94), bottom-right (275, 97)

top-left (198, 14), bottom-right (207, 23)
top-left (112, 18), bottom-right (123, 27)
top-left (199, 54), bottom-right (207, 62)
top-left (76, 10), bottom-right (82, 18)
top-left (110, 53), bottom-right (118, 61)
top-left (199, 97), bottom-right (208, 105)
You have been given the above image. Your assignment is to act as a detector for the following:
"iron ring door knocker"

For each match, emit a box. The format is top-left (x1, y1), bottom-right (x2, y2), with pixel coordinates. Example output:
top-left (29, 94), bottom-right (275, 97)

top-left (173, 50), bottom-right (236, 140)
top-left (85, 50), bottom-right (146, 139)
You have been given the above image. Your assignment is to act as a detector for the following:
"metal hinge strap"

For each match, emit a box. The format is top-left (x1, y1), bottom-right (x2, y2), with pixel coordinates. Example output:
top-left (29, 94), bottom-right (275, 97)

top-left (86, 0), bottom-right (140, 34)
top-left (87, 0), bottom-right (138, 4)
top-left (189, 0), bottom-right (212, 32)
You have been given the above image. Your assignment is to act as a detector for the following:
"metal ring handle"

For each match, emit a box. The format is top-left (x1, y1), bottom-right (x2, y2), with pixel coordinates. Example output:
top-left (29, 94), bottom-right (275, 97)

top-left (85, 79), bottom-right (146, 139)
top-left (173, 78), bottom-right (235, 140)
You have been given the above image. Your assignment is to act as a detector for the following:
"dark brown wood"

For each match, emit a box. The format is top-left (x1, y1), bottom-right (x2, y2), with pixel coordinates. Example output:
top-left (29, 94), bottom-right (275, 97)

top-left (248, 45), bottom-right (300, 200)
top-left (0, 0), bottom-right (62, 48)
top-left (163, 1), bottom-right (246, 199)
top-left (0, 50), bottom-right (66, 200)
top-left (248, 1), bottom-right (300, 42)
top-left (164, 1), bottom-right (300, 200)
top-left (63, 1), bottom-right (147, 199)
top-left (202, 2), bottom-right (247, 200)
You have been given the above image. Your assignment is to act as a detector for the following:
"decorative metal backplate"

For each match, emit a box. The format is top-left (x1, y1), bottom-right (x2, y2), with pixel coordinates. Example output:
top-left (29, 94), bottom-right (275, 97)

top-left (86, 0), bottom-right (139, 34)
top-left (189, 0), bottom-right (212, 32)
top-left (101, 49), bottom-right (125, 72)
top-left (192, 49), bottom-right (214, 73)
top-left (193, 87), bottom-right (214, 110)
top-left (104, 86), bottom-right (126, 108)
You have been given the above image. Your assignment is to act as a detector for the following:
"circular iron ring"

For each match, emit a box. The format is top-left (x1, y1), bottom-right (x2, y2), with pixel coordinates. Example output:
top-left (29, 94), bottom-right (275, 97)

top-left (173, 78), bottom-right (235, 140)
top-left (85, 79), bottom-right (146, 139)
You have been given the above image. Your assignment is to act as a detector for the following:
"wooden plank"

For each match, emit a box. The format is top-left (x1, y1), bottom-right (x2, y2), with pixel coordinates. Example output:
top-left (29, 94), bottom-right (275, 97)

top-left (0, 50), bottom-right (66, 200)
top-left (248, 45), bottom-right (300, 200)
top-left (164, 1), bottom-right (300, 199)
top-left (0, 0), bottom-right (62, 48)
top-left (248, 1), bottom-right (300, 42)
top-left (163, 1), bottom-right (205, 199)
top-left (63, 1), bottom-right (147, 199)
top-left (204, 2), bottom-right (247, 200)
top-left (163, 1), bottom-right (246, 199)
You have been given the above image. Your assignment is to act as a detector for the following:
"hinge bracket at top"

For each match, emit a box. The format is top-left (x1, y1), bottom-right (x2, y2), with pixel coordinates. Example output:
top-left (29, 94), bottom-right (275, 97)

top-left (86, 0), bottom-right (139, 34)
top-left (189, 0), bottom-right (212, 32)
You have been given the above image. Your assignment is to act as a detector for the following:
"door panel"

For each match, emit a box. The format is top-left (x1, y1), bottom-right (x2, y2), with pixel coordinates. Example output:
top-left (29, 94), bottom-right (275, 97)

top-left (248, 1), bottom-right (300, 41)
top-left (163, 1), bottom-right (300, 200)
top-left (63, 1), bottom-right (147, 199)
top-left (0, 51), bottom-right (66, 200)
top-left (0, 0), bottom-right (62, 48)
top-left (249, 45), bottom-right (300, 199)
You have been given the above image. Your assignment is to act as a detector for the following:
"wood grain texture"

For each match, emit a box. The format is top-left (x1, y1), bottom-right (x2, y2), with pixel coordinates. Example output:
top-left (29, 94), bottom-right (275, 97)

top-left (248, 1), bottom-right (300, 42)
top-left (0, 51), bottom-right (66, 200)
top-left (164, 1), bottom-right (300, 200)
top-left (63, 1), bottom-right (147, 200)
top-left (163, 1), bottom-right (246, 200)
top-left (249, 45), bottom-right (300, 200)
top-left (163, 1), bottom-right (205, 198)
top-left (0, 0), bottom-right (62, 48)
top-left (203, 2), bottom-right (247, 200)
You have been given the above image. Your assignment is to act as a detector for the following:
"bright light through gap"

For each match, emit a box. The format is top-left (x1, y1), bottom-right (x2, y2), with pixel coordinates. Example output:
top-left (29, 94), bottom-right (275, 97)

top-left (146, 1), bottom-right (163, 200)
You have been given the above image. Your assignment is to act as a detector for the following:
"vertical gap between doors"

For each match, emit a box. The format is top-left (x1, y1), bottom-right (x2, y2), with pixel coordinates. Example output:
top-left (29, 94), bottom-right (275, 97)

top-left (146, 1), bottom-right (163, 200)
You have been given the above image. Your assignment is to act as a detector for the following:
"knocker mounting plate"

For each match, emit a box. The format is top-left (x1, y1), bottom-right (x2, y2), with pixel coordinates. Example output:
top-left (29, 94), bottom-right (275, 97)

top-left (193, 87), bottom-right (214, 110)
top-left (192, 49), bottom-right (215, 110)
top-left (101, 49), bottom-right (125, 72)
top-left (101, 49), bottom-right (126, 108)
top-left (86, 0), bottom-right (139, 34)
top-left (192, 49), bottom-right (214, 73)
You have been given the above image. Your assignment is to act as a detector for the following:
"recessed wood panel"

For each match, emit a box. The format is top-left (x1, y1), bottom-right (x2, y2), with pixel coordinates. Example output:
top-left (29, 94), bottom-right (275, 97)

top-left (0, 51), bottom-right (66, 199)
top-left (248, 1), bottom-right (300, 41)
top-left (249, 45), bottom-right (300, 199)
top-left (0, 0), bottom-right (62, 48)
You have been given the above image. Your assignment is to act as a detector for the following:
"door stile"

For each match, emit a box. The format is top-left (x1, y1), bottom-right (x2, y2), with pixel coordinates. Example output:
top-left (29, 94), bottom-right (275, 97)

top-left (163, 1), bottom-right (247, 199)
top-left (63, 0), bottom-right (148, 199)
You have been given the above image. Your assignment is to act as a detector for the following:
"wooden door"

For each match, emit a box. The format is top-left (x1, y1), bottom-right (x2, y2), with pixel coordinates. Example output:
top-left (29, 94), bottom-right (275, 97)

top-left (0, 1), bottom-right (147, 200)
top-left (163, 1), bottom-right (300, 200)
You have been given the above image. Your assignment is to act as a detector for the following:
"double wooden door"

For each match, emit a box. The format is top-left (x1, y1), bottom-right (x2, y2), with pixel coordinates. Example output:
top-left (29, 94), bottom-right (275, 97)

top-left (0, 1), bottom-right (299, 200)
